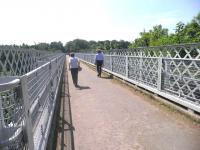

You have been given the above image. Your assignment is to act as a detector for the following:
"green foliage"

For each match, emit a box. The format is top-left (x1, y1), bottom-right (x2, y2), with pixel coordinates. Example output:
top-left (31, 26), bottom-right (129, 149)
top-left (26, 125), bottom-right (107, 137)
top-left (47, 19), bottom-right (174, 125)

top-left (129, 12), bottom-right (200, 48)
top-left (65, 39), bottom-right (130, 53)
top-left (20, 41), bottom-right (65, 52)
top-left (65, 39), bottom-right (89, 53)
top-left (49, 41), bottom-right (65, 52)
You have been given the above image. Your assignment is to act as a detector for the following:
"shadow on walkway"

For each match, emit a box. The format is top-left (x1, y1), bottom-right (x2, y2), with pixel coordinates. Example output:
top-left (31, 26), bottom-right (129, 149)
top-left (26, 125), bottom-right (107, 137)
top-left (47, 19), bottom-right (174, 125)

top-left (55, 63), bottom-right (75, 150)
top-left (100, 75), bottom-right (113, 79)
top-left (76, 85), bottom-right (90, 90)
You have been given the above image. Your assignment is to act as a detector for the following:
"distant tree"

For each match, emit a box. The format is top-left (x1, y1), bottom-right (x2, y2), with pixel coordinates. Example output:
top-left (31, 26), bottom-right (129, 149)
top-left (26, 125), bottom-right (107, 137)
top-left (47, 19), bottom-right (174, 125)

top-left (50, 41), bottom-right (65, 52)
top-left (175, 22), bottom-right (185, 43)
top-left (118, 40), bottom-right (130, 49)
top-left (65, 41), bottom-right (73, 53)
top-left (110, 40), bottom-right (118, 49)
top-left (184, 17), bottom-right (200, 42)
top-left (129, 12), bottom-right (200, 48)
top-left (103, 40), bottom-right (111, 50)
top-left (150, 25), bottom-right (168, 46)
top-left (20, 43), bottom-right (30, 49)
top-left (96, 41), bottom-right (104, 49)
top-left (65, 39), bottom-right (89, 52)
top-left (36, 43), bottom-right (50, 50)
top-left (89, 40), bottom-right (97, 50)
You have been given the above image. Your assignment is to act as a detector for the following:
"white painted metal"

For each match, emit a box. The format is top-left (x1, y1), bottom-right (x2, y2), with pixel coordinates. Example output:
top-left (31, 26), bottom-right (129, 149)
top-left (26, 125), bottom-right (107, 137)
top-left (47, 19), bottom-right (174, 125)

top-left (0, 46), bottom-right (65, 149)
top-left (21, 75), bottom-right (35, 150)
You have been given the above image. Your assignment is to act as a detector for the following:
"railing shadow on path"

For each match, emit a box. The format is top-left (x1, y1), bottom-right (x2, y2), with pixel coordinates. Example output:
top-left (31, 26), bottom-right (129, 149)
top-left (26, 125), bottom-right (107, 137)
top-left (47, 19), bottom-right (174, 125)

top-left (55, 64), bottom-right (75, 150)
top-left (100, 74), bottom-right (113, 79)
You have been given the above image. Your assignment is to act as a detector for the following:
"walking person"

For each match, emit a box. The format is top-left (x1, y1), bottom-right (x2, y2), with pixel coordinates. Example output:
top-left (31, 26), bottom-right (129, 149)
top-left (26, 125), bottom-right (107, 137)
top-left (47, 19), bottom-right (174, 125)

top-left (69, 53), bottom-right (80, 87)
top-left (95, 49), bottom-right (104, 77)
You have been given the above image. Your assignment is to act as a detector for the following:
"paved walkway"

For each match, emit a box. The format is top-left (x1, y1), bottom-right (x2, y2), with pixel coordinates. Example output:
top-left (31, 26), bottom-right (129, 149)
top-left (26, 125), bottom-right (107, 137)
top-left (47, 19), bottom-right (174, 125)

top-left (68, 62), bottom-right (200, 150)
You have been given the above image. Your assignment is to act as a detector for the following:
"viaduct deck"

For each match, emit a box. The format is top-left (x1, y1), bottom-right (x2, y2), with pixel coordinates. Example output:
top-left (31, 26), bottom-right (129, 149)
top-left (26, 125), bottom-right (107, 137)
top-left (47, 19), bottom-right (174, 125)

top-left (57, 60), bottom-right (200, 150)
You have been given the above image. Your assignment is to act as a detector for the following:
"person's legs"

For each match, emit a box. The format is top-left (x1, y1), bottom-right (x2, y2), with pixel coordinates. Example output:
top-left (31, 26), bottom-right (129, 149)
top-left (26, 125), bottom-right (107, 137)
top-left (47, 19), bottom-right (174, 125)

top-left (96, 64), bottom-right (99, 76)
top-left (96, 61), bottom-right (101, 76)
top-left (98, 61), bottom-right (103, 77)
top-left (99, 66), bottom-right (102, 76)
top-left (71, 69), bottom-right (76, 85)
top-left (74, 68), bottom-right (78, 86)
top-left (71, 68), bottom-right (78, 86)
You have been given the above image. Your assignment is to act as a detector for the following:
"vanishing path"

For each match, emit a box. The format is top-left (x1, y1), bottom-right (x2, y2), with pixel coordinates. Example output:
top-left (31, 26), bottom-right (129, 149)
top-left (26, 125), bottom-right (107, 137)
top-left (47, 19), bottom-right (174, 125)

top-left (68, 62), bottom-right (200, 150)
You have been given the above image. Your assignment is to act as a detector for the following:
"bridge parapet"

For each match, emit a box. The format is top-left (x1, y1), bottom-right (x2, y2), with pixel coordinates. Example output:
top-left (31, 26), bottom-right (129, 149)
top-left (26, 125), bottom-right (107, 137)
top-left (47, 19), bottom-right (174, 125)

top-left (0, 47), bottom-right (66, 149)
top-left (103, 43), bottom-right (200, 59)
top-left (76, 43), bottom-right (200, 113)
top-left (0, 46), bottom-right (62, 76)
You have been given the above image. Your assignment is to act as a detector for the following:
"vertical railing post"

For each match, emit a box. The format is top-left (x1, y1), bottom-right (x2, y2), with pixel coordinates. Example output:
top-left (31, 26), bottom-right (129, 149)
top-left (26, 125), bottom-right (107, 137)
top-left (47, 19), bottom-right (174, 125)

top-left (21, 75), bottom-right (35, 150)
top-left (48, 60), bottom-right (53, 119)
top-left (126, 56), bottom-right (128, 78)
top-left (157, 57), bottom-right (162, 91)
top-left (0, 99), bottom-right (5, 140)
top-left (110, 55), bottom-right (113, 71)
top-left (139, 57), bottom-right (143, 81)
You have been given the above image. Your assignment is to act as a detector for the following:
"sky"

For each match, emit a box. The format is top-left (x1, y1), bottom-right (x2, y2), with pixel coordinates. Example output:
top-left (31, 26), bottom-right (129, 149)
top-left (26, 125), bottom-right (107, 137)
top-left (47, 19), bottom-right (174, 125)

top-left (0, 0), bottom-right (199, 45)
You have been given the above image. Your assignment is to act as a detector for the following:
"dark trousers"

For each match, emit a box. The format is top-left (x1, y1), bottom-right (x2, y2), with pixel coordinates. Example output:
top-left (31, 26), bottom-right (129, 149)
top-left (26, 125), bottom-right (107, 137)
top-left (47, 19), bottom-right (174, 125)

top-left (70, 68), bottom-right (78, 86)
top-left (96, 60), bottom-right (103, 76)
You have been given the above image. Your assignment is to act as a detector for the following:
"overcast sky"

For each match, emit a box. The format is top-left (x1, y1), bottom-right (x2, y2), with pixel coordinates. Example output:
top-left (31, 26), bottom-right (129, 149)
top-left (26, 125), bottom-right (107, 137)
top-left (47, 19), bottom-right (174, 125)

top-left (0, 0), bottom-right (199, 45)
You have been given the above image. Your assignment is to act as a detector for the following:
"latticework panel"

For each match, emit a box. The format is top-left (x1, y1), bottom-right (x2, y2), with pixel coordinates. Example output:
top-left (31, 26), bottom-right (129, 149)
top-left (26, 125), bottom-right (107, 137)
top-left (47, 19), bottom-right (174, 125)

top-left (112, 56), bottom-right (126, 76)
top-left (84, 54), bottom-right (95, 64)
top-left (128, 57), bottom-right (141, 81)
top-left (163, 58), bottom-right (200, 103)
top-left (0, 47), bottom-right (36, 76)
top-left (0, 46), bottom-right (53, 76)
top-left (0, 81), bottom-right (25, 149)
top-left (75, 53), bottom-right (84, 60)
top-left (104, 55), bottom-right (111, 70)
top-left (140, 58), bottom-right (158, 88)
top-left (0, 50), bottom-right (65, 149)
top-left (108, 43), bottom-right (200, 59)
top-left (128, 57), bottom-right (158, 88)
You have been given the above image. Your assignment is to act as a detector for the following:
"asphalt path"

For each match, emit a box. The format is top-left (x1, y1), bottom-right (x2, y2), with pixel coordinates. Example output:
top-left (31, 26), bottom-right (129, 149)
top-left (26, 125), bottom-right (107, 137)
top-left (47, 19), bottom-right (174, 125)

top-left (67, 61), bottom-right (200, 150)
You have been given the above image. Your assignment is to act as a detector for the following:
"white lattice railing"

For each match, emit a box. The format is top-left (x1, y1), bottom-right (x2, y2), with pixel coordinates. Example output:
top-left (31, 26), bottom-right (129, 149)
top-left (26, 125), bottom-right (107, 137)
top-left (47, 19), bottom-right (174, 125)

top-left (107, 43), bottom-right (200, 59)
top-left (0, 46), bottom-right (60, 76)
top-left (76, 43), bottom-right (200, 113)
top-left (0, 47), bottom-right (66, 150)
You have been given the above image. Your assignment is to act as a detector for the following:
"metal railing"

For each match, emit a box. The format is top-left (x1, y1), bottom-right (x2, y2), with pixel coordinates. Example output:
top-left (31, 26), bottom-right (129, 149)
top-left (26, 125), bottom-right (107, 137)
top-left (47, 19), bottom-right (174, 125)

top-left (0, 46), bottom-right (65, 149)
top-left (76, 43), bottom-right (200, 113)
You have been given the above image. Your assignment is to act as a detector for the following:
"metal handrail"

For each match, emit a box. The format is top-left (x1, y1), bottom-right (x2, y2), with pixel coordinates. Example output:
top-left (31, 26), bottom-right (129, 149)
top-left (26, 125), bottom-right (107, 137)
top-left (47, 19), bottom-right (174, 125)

top-left (0, 47), bottom-right (66, 150)
top-left (0, 78), bottom-right (20, 91)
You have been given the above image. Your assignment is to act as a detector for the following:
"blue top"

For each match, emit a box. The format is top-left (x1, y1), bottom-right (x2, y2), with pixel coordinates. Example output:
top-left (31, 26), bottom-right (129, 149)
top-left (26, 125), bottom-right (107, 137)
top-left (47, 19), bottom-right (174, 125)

top-left (95, 52), bottom-right (104, 61)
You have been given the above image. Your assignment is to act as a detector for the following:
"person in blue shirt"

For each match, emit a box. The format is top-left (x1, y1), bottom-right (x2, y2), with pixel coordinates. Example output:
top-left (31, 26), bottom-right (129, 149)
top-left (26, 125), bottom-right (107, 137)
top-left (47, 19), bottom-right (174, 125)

top-left (95, 49), bottom-right (104, 77)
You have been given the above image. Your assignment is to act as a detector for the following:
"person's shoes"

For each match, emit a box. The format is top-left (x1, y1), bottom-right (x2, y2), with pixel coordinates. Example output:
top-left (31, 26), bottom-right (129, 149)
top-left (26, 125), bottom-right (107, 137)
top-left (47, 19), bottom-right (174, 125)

top-left (75, 84), bottom-right (80, 88)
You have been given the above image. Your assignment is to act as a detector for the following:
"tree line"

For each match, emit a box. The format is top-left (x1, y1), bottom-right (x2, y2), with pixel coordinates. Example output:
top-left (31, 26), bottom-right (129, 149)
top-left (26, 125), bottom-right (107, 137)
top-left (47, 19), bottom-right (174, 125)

top-left (18, 12), bottom-right (200, 52)
top-left (20, 39), bottom-right (130, 53)
top-left (129, 12), bottom-right (200, 48)
top-left (20, 41), bottom-right (65, 52)
top-left (65, 39), bottom-right (130, 53)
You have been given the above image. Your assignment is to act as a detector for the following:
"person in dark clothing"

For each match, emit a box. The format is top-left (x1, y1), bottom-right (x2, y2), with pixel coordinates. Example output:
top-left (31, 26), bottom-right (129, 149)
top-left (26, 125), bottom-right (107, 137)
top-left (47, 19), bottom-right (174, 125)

top-left (95, 50), bottom-right (104, 77)
top-left (69, 53), bottom-right (80, 87)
